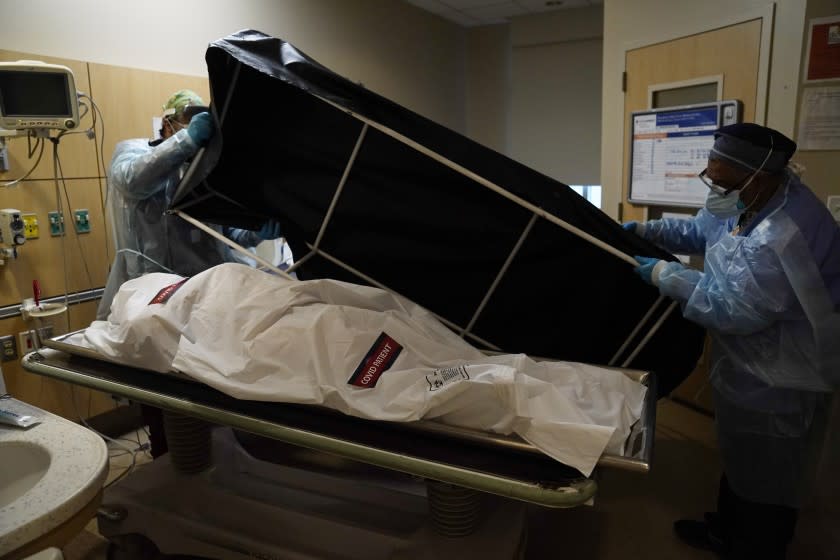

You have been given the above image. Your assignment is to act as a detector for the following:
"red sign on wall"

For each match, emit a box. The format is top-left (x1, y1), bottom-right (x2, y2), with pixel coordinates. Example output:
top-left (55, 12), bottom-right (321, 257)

top-left (805, 16), bottom-right (840, 82)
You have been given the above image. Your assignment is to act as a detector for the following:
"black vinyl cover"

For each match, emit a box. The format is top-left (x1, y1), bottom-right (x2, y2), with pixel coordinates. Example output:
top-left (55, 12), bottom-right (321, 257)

top-left (171, 30), bottom-right (704, 395)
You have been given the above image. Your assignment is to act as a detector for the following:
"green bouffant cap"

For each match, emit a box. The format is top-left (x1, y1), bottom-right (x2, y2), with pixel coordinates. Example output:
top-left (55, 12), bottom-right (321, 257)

top-left (162, 89), bottom-right (205, 118)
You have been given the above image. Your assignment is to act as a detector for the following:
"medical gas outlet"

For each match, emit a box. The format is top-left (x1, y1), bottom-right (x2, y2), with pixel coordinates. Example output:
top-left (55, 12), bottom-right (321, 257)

top-left (0, 208), bottom-right (26, 250)
top-left (74, 209), bottom-right (91, 233)
top-left (47, 211), bottom-right (64, 236)
top-left (21, 214), bottom-right (39, 239)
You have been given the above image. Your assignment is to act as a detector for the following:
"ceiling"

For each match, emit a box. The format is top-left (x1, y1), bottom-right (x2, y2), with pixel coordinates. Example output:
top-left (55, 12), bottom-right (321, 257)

top-left (402, 0), bottom-right (603, 27)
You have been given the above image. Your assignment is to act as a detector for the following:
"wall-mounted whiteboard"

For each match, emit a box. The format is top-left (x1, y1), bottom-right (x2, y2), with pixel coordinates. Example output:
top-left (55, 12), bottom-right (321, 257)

top-left (629, 100), bottom-right (741, 207)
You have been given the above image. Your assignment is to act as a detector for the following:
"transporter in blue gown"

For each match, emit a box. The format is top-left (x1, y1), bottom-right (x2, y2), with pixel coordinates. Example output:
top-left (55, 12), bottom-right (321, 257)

top-left (625, 123), bottom-right (840, 559)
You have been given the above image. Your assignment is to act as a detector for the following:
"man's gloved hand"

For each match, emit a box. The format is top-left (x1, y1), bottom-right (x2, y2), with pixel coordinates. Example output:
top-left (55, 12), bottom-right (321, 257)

top-left (622, 221), bottom-right (642, 235)
top-left (258, 219), bottom-right (282, 240)
top-left (633, 256), bottom-right (662, 285)
top-left (187, 112), bottom-right (214, 146)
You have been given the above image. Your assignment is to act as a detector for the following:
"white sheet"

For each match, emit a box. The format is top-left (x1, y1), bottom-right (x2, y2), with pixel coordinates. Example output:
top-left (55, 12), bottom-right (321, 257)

top-left (79, 263), bottom-right (646, 476)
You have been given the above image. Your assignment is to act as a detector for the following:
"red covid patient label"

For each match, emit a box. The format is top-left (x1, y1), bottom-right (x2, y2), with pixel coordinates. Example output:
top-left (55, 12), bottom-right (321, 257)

top-left (347, 332), bottom-right (404, 388)
top-left (148, 278), bottom-right (189, 305)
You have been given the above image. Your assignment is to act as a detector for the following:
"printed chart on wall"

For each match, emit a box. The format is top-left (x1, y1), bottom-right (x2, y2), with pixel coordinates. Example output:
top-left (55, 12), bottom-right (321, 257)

top-left (629, 101), bottom-right (740, 207)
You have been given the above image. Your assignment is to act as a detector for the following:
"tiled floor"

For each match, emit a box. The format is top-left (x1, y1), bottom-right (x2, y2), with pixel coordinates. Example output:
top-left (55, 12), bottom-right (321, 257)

top-left (60, 399), bottom-right (838, 559)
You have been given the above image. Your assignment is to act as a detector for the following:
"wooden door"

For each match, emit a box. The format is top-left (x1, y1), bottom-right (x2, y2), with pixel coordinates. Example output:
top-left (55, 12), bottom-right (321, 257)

top-left (621, 20), bottom-right (763, 412)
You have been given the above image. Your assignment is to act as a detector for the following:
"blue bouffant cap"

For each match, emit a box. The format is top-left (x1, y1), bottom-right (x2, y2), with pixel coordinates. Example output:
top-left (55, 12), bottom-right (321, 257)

top-left (710, 123), bottom-right (797, 173)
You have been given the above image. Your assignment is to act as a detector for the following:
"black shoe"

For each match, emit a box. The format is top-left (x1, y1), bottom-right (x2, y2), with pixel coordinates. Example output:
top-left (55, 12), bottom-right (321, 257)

top-left (673, 519), bottom-right (728, 557)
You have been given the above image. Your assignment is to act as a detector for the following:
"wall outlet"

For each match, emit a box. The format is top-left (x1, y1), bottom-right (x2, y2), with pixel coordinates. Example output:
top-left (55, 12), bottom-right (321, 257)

top-left (17, 327), bottom-right (52, 355)
top-left (18, 331), bottom-right (34, 354)
top-left (0, 335), bottom-right (17, 362)
top-left (828, 196), bottom-right (840, 223)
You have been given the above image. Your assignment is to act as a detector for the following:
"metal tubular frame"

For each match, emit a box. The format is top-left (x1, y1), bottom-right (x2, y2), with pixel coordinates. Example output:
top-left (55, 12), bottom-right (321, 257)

top-left (174, 85), bottom-right (674, 360)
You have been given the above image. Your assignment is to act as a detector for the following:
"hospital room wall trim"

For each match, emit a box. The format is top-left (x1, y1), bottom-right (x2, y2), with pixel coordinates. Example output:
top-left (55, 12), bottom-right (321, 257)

top-left (0, 290), bottom-right (104, 321)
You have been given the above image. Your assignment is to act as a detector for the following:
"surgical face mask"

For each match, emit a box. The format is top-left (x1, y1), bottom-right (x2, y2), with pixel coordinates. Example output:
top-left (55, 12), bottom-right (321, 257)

top-left (705, 189), bottom-right (746, 218)
top-left (702, 167), bottom-right (760, 218)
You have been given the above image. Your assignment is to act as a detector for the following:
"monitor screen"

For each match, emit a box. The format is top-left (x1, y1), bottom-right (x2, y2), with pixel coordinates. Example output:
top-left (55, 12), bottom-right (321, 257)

top-left (0, 71), bottom-right (72, 117)
top-left (628, 100), bottom-right (740, 207)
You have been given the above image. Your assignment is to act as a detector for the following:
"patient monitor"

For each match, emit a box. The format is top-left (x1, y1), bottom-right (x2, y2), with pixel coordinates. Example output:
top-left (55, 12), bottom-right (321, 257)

top-left (0, 60), bottom-right (80, 131)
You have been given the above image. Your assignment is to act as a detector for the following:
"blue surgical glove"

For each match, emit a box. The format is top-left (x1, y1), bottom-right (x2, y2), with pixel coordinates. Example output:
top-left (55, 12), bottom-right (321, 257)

top-left (187, 112), bottom-right (214, 146)
top-left (258, 218), bottom-right (282, 240)
top-left (622, 221), bottom-right (640, 235)
top-left (633, 256), bottom-right (661, 285)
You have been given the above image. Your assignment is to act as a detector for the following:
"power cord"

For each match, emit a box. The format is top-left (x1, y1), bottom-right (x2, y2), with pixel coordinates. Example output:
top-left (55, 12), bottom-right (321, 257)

top-left (0, 134), bottom-right (44, 187)
top-left (77, 92), bottom-right (111, 262)
top-left (70, 385), bottom-right (149, 490)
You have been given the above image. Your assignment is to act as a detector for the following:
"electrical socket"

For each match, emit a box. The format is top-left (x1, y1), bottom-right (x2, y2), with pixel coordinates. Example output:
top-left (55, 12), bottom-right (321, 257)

top-left (0, 335), bottom-right (17, 362)
top-left (17, 326), bottom-right (53, 355)
top-left (18, 331), bottom-right (36, 355)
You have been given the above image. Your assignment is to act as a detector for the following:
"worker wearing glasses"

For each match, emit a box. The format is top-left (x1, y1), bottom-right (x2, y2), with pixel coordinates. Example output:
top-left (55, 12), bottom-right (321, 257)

top-left (623, 123), bottom-right (840, 559)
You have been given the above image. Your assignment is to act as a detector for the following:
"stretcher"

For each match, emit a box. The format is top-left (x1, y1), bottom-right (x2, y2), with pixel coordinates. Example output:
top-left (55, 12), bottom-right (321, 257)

top-left (22, 333), bottom-right (656, 558)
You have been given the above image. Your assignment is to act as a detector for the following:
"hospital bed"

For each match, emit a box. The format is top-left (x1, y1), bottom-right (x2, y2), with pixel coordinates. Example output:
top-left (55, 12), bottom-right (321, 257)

top-left (22, 332), bottom-right (657, 559)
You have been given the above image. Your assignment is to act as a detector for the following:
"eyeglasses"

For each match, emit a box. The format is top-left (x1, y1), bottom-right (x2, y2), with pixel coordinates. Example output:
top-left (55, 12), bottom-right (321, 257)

top-left (698, 169), bottom-right (748, 196)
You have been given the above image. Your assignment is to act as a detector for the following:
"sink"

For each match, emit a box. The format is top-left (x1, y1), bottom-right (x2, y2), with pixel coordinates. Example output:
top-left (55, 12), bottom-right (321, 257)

top-left (0, 442), bottom-right (51, 507)
top-left (0, 398), bottom-right (108, 558)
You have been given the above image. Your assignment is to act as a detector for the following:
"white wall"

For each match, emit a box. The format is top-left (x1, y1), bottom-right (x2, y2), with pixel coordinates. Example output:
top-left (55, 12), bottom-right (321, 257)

top-left (601, 0), bottom-right (812, 219)
top-left (465, 25), bottom-right (510, 154)
top-left (0, 0), bottom-right (467, 131)
top-left (509, 7), bottom-right (603, 186)
top-left (510, 5), bottom-right (603, 45)
top-left (466, 6), bottom-right (604, 185)
top-left (509, 38), bottom-right (602, 185)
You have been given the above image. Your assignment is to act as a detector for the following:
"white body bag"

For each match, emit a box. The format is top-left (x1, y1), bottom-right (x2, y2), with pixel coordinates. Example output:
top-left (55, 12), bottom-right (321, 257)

top-left (79, 263), bottom-right (646, 476)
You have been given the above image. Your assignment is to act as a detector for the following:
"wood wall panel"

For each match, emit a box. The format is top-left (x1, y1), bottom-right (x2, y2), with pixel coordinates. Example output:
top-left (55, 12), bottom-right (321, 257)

top-left (1, 49), bottom-right (208, 421)
top-left (0, 179), bottom-right (109, 307)
top-left (88, 63), bottom-right (210, 170)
